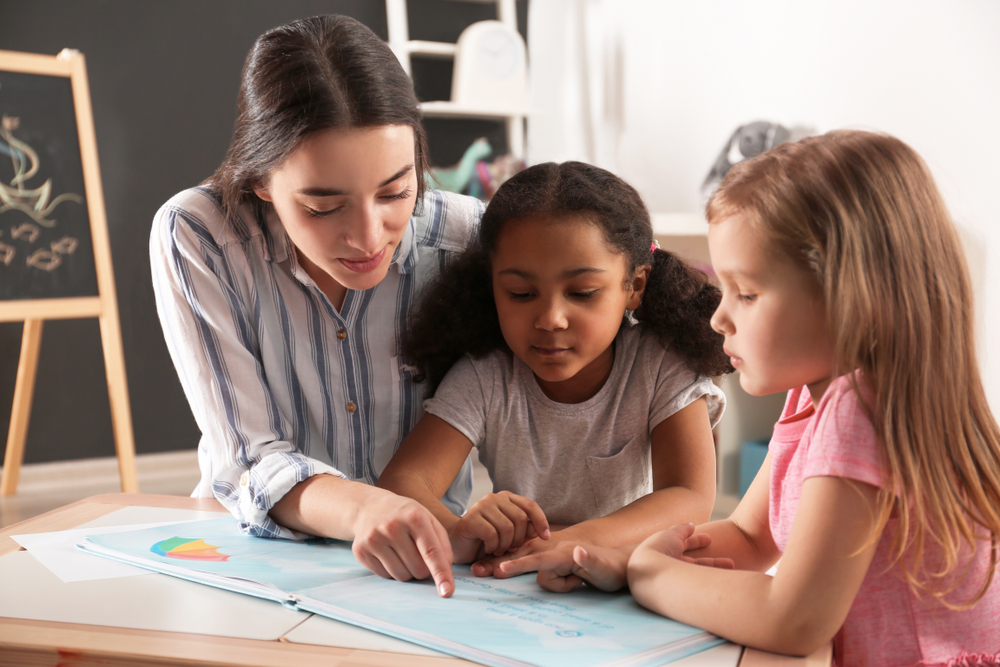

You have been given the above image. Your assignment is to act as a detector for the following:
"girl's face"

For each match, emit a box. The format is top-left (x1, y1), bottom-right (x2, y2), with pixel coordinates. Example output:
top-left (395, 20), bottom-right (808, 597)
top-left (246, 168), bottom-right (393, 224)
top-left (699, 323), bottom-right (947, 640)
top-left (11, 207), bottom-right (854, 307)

top-left (255, 125), bottom-right (417, 308)
top-left (491, 215), bottom-right (647, 404)
top-left (708, 213), bottom-right (835, 404)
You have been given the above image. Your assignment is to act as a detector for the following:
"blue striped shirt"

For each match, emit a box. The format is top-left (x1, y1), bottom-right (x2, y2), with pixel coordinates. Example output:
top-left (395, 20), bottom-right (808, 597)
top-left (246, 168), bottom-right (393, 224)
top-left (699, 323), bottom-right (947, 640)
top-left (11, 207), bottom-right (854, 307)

top-left (150, 186), bottom-right (483, 538)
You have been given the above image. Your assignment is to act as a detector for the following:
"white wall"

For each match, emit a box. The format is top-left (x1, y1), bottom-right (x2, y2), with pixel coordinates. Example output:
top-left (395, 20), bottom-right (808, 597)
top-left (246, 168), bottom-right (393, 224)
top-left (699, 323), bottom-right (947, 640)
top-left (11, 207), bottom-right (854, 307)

top-left (528, 0), bottom-right (1000, 414)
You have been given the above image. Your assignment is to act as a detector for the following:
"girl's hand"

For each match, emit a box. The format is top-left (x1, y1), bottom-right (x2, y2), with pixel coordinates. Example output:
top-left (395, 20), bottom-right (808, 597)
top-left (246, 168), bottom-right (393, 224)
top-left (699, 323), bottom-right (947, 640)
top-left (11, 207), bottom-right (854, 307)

top-left (632, 523), bottom-right (735, 570)
top-left (449, 491), bottom-right (551, 562)
top-left (497, 542), bottom-right (630, 593)
top-left (472, 528), bottom-right (577, 577)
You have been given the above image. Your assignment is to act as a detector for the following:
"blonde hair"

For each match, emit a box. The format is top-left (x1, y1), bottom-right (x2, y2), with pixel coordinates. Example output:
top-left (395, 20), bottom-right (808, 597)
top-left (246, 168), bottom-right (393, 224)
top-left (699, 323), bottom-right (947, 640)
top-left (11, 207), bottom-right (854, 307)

top-left (707, 130), bottom-right (1000, 607)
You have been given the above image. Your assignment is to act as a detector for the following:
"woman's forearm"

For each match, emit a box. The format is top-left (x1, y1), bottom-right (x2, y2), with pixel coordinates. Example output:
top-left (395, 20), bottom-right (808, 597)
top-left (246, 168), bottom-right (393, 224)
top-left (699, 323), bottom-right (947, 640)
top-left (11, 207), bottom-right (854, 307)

top-left (376, 470), bottom-right (459, 530)
top-left (270, 473), bottom-right (459, 596)
top-left (270, 474), bottom-right (380, 539)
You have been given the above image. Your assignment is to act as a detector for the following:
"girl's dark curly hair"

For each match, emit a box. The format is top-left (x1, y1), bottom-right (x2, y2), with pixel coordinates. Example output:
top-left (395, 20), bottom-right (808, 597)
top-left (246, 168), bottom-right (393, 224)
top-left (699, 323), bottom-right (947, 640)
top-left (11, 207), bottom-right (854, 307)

top-left (404, 161), bottom-right (733, 395)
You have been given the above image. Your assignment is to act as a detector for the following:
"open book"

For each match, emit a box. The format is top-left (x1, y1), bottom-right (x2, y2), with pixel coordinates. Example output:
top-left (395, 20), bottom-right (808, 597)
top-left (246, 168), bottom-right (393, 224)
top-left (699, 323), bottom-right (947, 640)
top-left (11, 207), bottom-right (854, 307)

top-left (79, 518), bottom-right (724, 667)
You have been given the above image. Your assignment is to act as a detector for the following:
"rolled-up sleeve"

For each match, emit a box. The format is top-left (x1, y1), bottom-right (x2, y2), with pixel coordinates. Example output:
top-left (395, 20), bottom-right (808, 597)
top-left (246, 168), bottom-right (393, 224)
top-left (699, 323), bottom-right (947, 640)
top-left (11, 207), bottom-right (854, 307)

top-left (150, 195), bottom-right (343, 538)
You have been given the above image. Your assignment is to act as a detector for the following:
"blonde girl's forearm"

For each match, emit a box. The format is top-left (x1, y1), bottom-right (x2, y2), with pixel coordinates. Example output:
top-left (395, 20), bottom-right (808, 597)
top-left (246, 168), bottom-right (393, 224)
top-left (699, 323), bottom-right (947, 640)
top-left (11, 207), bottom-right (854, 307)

top-left (681, 518), bottom-right (781, 572)
top-left (679, 450), bottom-right (781, 571)
top-left (627, 546), bottom-right (824, 655)
top-left (629, 475), bottom-right (881, 655)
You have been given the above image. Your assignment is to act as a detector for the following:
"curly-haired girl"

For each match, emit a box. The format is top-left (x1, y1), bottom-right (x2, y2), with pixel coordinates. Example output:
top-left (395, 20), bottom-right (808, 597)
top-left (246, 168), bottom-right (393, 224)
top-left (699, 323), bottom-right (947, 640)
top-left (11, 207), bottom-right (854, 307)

top-left (377, 161), bottom-right (731, 574)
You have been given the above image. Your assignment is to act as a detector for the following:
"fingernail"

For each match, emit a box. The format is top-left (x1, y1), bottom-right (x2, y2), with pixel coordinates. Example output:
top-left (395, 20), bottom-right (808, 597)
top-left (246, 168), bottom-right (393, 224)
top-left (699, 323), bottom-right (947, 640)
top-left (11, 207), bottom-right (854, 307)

top-left (439, 583), bottom-right (450, 597)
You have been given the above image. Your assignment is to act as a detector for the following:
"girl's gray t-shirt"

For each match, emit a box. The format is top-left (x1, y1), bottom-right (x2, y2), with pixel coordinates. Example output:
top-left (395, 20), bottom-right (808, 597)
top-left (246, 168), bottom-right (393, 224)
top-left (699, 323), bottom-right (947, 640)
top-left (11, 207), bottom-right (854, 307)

top-left (423, 323), bottom-right (726, 525)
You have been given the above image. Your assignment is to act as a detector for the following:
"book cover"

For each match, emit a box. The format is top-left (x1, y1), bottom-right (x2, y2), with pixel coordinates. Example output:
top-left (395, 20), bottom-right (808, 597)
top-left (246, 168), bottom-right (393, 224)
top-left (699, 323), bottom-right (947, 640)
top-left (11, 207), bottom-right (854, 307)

top-left (79, 518), bottom-right (724, 667)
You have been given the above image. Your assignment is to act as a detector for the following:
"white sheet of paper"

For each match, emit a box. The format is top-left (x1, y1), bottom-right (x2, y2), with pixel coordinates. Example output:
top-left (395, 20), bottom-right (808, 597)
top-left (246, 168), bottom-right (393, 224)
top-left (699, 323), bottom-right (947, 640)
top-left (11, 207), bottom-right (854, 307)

top-left (12, 506), bottom-right (228, 583)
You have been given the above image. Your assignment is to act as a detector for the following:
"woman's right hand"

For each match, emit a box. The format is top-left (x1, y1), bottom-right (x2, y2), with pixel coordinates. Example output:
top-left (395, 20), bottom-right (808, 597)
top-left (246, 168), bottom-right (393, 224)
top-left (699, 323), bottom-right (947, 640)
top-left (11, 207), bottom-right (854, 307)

top-left (350, 489), bottom-right (457, 597)
top-left (448, 491), bottom-right (550, 562)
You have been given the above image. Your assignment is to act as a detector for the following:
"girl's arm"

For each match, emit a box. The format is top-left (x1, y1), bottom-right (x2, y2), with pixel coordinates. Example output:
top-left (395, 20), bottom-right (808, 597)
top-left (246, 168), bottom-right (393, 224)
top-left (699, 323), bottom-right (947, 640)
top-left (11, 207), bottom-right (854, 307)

top-left (629, 474), bottom-right (881, 656)
top-left (499, 446), bottom-right (775, 590)
top-left (681, 451), bottom-right (781, 572)
top-left (377, 414), bottom-right (549, 562)
top-left (377, 414), bottom-right (475, 530)
top-left (564, 396), bottom-right (717, 544)
top-left (481, 397), bottom-right (716, 575)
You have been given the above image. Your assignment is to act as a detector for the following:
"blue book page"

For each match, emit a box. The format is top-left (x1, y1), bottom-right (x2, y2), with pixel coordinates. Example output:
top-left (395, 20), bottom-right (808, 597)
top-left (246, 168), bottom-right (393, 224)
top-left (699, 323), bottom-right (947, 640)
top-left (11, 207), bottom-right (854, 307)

top-left (82, 518), bottom-right (723, 667)
top-left (298, 570), bottom-right (723, 667)
top-left (83, 518), bottom-right (371, 592)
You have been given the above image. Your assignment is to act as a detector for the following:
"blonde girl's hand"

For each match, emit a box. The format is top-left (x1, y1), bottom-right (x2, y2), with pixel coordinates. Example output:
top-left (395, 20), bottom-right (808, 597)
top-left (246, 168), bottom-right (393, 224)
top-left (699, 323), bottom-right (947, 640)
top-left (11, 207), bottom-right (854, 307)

top-left (449, 491), bottom-right (551, 562)
top-left (497, 542), bottom-right (630, 593)
top-left (632, 523), bottom-right (736, 570)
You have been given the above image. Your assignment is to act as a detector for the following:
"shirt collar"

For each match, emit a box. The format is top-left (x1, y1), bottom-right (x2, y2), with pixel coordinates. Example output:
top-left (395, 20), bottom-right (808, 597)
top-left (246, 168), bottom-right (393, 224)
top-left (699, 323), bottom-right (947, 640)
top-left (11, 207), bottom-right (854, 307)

top-left (392, 215), bottom-right (418, 275)
top-left (261, 205), bottom-right (287, 264)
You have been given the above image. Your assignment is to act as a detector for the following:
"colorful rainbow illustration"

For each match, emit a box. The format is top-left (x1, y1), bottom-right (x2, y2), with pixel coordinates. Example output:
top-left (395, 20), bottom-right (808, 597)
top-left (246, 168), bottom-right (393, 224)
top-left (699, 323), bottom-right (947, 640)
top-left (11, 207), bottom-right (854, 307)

top-left (150, 537), bottom-right (231, 562)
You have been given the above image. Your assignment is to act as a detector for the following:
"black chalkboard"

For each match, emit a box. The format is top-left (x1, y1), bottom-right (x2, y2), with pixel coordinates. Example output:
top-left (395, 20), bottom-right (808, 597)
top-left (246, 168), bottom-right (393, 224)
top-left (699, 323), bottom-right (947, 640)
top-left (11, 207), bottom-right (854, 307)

top-left (0, 69), bottom-right (98, 300)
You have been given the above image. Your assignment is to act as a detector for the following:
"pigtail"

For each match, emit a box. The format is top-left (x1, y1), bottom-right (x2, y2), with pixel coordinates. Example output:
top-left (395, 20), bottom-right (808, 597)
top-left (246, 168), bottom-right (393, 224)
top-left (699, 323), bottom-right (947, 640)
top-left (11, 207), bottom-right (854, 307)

top-left (401, 247), bottom-right (508, 396)
top-left (634, 249), bottom-right (733, 378)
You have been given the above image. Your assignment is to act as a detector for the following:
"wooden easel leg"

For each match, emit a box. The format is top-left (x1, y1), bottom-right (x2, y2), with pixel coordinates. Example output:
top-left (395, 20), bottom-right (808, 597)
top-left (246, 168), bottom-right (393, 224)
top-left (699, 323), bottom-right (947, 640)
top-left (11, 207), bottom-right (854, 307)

top-left (98, 312), bottom-right (138, 493)
top-left (1, 319), bottom-right (44, 497)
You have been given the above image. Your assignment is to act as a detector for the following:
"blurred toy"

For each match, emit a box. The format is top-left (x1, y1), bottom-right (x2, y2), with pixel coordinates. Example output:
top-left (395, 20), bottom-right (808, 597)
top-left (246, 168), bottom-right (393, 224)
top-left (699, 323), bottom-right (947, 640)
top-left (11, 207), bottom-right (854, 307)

top-left (428, 137), bottom-right (492, 194)
top-left (701, 121), bottom-right (812, 203)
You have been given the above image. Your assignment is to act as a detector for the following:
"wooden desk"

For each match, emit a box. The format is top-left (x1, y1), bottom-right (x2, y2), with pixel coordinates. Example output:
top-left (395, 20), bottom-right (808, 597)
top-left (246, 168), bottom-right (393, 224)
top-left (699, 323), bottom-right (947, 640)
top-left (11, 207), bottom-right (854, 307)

top-left (0, 493), bottom-right (832, 666)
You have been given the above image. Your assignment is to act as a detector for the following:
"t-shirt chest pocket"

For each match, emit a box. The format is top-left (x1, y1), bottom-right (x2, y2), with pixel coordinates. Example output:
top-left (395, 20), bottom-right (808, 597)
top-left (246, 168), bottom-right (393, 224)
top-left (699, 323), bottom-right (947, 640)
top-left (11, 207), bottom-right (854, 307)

top-left (585, 436), bottom-right (652, 517)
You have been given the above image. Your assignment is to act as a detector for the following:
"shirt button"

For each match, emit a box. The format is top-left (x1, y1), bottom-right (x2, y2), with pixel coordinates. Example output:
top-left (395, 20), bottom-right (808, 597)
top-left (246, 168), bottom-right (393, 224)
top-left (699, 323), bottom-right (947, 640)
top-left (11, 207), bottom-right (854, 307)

top-left (239, 472), bottom-right (249, 487)
top-left (337, 329), bottom-right (347, 340)
top-left (346, 401), bottom-right (357, 413)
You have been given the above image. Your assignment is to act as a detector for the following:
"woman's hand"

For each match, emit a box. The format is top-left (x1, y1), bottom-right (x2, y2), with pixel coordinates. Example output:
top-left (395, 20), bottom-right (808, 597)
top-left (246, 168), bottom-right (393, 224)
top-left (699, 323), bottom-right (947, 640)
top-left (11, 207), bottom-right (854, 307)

top-left (631, 523), bottom-right (735, 570)
top-left (350, 489), bottom-right (457, 597)
top-left (449, 491), bottom-right (550, 563)
top-left (497, 542), bottom-right (630, 593)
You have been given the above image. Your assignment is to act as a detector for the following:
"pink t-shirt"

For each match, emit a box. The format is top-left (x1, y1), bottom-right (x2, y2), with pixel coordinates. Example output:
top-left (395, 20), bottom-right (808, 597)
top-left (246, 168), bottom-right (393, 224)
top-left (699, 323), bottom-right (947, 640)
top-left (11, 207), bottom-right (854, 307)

top-left (769, 376), bottom-right (1000, 667)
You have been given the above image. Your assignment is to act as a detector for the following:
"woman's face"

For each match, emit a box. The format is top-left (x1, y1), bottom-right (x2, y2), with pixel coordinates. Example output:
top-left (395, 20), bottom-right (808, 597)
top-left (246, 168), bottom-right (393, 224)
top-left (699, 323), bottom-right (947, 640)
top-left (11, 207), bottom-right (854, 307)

top-left (255, 125), bottom-right (417, 308)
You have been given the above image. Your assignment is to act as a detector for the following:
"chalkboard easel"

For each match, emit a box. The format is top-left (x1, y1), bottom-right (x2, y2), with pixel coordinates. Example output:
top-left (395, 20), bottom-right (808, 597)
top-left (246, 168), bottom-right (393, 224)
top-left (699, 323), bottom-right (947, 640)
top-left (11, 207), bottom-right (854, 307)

top-left (0, 49), bottom-right (137, 495)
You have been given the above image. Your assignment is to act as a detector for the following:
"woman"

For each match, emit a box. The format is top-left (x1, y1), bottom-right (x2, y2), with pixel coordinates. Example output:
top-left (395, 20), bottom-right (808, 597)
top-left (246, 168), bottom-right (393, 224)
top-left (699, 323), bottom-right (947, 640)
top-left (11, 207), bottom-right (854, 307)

top-left (150, 15), bottom-right (483, 597)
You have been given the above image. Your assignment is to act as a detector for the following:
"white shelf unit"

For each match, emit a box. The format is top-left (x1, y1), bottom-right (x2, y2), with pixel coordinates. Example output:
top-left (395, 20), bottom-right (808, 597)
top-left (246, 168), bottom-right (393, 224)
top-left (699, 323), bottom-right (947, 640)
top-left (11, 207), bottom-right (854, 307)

top-left (385, 0), bottom-right (528, 160)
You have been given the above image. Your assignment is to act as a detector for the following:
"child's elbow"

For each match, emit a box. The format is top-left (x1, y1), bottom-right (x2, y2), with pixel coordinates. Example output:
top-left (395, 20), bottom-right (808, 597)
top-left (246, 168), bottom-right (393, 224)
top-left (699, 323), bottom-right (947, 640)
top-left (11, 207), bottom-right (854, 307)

top-left (756, 609), bottom-right (838, 657)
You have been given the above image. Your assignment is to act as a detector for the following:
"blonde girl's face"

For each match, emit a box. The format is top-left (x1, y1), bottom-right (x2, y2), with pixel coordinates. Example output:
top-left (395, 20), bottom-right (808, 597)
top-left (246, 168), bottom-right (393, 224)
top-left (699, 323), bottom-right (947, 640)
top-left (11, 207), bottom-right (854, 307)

top-left (491, 216), bottom-right (647, 404)
top-left (708, 213), bottom-right (836, 404)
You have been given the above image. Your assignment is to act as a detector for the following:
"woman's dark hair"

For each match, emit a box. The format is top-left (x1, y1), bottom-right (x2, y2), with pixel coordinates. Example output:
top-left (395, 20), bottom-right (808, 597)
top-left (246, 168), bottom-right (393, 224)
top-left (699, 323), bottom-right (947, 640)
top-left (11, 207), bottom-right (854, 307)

top-left (405, 161), bottom-right (733, 395)
top-left (205, 14), bottom-right (429, 221)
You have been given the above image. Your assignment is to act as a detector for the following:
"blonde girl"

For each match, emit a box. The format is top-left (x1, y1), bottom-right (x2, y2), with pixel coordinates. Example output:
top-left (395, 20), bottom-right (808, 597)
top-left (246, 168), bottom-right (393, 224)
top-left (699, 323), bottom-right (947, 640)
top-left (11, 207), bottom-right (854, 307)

top-left (504, 131), bottom-right (1000, 664)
